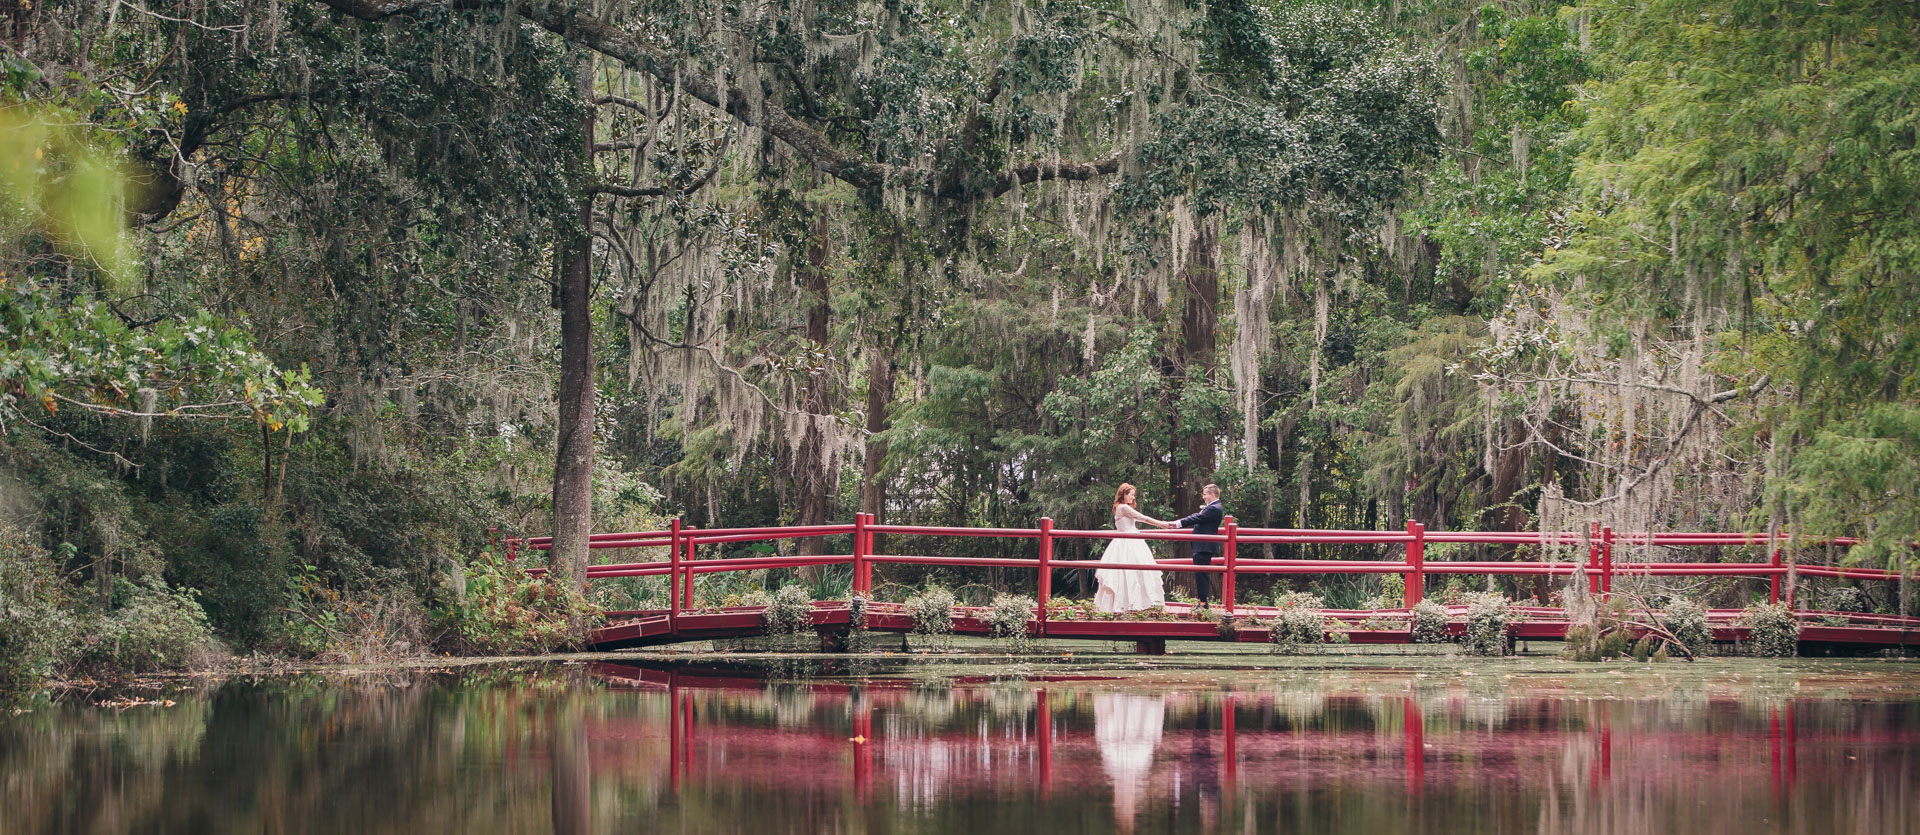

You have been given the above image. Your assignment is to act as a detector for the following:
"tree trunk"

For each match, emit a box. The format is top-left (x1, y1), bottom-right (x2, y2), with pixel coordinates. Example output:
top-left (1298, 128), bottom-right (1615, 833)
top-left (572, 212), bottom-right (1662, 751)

top-left (861, 344), bottom-right (896, 547)
top-left (1486, 417), bottom-right (1539, 598)
top-left (549, 684), bottom-right (591, 835)
top-left (1486, 418), bottom-right (1530, 533)
top-left (795, 217), bottom-right (834, 557)
top-left (550, 65), bottom-right (597, 595)
top-left (1168, 219), bottom-right (1221, 562)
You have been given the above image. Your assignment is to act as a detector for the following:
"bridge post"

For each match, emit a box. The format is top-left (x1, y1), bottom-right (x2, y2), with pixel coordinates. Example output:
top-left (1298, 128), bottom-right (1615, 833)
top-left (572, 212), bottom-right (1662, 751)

top-left (853, 512), bottom-right (870, 596)
top-left (1223, 691), bottom-right (1237, 789)
top-left (668, 518), bottom-right (682, 624)
top-left (1404, 696), bottom-right (1424, 796)
top-left (1038, 517), bottom-right (1054, 638)
top-left (1222, 516), bottom-right (1238, 614)
top-left (1404, 520), bottom-right (1425, 607)
top-left (1037, 689), bottom-right (1053, 795)
top-left (683, 527), bottom-right (697, 610)
top-left (1588, 521), bottom-right (1603, 595)
top-left (1601, 526), bottom-right (1616, 597)
top-left (1770, 542), bottom-right (1783, 604)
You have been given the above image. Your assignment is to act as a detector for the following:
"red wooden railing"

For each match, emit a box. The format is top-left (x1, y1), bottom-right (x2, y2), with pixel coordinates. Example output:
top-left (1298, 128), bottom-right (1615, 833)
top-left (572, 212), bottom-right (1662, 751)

top-left (504, 517), bottom-right (1915, 630)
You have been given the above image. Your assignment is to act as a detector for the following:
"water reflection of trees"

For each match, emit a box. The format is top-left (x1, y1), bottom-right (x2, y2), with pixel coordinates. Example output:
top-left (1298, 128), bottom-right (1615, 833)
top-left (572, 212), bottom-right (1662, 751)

top-left (1, 671), bottom-right (563, 834)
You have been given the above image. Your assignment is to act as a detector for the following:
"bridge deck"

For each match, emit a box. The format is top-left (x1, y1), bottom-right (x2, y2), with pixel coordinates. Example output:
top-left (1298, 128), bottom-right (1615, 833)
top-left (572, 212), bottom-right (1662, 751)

top-left (586, 601), bottom-right (1920, 652)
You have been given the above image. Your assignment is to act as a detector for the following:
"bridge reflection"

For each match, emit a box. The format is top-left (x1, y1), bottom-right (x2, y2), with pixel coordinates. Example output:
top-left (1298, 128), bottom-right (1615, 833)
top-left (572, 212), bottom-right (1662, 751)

top-left (570, 660), bottom-right (1860, 829)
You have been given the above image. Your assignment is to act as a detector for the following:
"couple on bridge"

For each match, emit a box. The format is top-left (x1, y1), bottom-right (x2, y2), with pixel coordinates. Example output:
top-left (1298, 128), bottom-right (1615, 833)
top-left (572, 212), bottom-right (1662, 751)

top-left (1094, 482), bottom-right (1225, 614)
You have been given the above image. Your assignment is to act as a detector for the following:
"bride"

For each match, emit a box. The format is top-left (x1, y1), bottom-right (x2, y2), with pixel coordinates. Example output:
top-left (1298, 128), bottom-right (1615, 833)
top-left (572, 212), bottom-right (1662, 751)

top-left (1095, 483), bottom-right (1172, 613)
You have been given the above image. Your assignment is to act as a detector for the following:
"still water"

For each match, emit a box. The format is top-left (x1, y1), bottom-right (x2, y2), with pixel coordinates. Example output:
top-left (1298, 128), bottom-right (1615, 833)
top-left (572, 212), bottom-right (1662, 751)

top-left (6, 651), bottom-right (1920, 834)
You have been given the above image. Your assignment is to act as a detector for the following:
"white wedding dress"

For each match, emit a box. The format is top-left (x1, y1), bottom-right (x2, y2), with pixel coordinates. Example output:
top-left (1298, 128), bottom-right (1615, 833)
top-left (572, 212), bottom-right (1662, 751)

top-left (1095, 693), bottom-right (1165, 833)
top-left (1094, 505), bottom-right (1166, 613)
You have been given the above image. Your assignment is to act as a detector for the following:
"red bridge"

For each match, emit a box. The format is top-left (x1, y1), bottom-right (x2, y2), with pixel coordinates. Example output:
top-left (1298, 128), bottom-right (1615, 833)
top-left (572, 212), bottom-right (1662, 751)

top-left (502, 517), bottom-right (1920, 653)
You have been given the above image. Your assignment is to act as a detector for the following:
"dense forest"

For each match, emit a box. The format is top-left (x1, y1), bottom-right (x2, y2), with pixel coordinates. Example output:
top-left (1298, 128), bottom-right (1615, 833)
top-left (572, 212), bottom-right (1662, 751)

top-left (1, 0), bottom-right (1915, 684)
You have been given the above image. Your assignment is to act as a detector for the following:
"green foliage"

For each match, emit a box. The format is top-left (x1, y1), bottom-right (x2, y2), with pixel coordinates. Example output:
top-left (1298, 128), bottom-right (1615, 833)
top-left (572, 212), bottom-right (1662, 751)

top-left (1596, 629), bottom-right (1629, 660)
top-left (0, 281), bottom-right (321, 433)
top-left (1463, 592), bottom-right (1512, 656)
top-left (1378, 573), bottom-right (1406, 608)
top-left (3, 522), bottom-right (222, 688)
top-left (1741, 603), bottom-right (1800, 658)
top-left (1266, 591), bottom-right (1328, 654)
top-left (1410, 599), bottom-right (1450, 644)
top-left (985, 594), bottom-right (1035, 653)
top-left (68, 578), bottom-right (219, 678)
top-left (0, 105), bottom-right (135, 287)
top-left (1562, 624), bottom-right (1599, 661)
top-left (1119, 3), bottom-right (1441, 218)
top-left (905, 586), bottom-right (956, 648)
top-left (1815, 586), bottom-right (1870, 614)
top-left (761, 584), bottom-right (815, 638)
top-left (1663, 598), bottom-right (1711, 657)
top-left (0, 524), bottom-right (74, 690)
top-left (434, 548), bottom-right (590, 656)
top-left (1535, 0), bottom-right (1920, 560)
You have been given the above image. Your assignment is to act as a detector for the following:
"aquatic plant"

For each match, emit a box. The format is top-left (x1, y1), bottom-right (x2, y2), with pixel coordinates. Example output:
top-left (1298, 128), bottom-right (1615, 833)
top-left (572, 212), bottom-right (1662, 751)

top-left (762, 584), bottom-right (815, 638)
top-left (1410, 600), bottom-right (1450, 644)
top-left (1632, 634), bottom-right (1656, 661)
top-left (985, 594), bottom-right (1035, 653)
top-left (1741, 602), bottom-right (1800, 657)
top-left (906, 587), bottom-right (956, 649)
top-left (1562, 624), bottom-right (1600, 660)
top-left (1463, 593), bottom-right (1512, 656)
top-left (1267, 592), bottom-right (1327, 654)
top-left (1662, 598), bottom-right (1711, 657)
top-left (1561, 591), bottom-right (1700, 662)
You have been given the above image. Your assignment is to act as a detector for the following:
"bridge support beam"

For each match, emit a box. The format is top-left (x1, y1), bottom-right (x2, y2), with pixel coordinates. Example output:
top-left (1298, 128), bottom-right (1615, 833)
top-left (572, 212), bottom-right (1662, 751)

top-left (1038, 517), bottom-right (1054, 638)
top-left (1404, 520), bottom-right (1425, 607)
top-left (1222, 516), bottom-right (1238, 614)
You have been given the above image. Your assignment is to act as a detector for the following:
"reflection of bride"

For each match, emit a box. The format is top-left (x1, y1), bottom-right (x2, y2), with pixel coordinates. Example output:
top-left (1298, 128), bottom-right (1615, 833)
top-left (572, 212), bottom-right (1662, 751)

top-left (1095, 483), bottom-right (1170, 613)
top-left (1095, 692), bottom-right (1165, 834)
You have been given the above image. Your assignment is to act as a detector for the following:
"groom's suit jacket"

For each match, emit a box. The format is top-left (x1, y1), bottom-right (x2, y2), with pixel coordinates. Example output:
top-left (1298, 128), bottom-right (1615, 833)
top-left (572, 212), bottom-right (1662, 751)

top-left (1176, 500), bottom-right (1225, 557)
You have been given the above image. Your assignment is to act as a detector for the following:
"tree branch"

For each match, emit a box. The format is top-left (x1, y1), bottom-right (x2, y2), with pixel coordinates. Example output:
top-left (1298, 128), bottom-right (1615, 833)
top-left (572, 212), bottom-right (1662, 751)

top-left (591, 123), bottom-right (732, 197)
top-left (985, 155), bottom-right (1122, 198)
top-left (594, 93), bottom-right (649, 115)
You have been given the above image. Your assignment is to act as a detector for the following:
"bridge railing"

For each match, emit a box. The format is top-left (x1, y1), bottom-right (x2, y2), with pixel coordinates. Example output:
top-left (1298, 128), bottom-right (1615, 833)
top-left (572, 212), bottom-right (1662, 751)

top-left (502, 516), bottom-right (1913, 626)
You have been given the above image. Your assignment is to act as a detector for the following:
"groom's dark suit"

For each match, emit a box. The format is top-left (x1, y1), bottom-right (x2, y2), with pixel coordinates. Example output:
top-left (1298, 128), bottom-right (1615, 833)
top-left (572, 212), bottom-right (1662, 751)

top-left (1175, 498), bottom-right (1225, 604)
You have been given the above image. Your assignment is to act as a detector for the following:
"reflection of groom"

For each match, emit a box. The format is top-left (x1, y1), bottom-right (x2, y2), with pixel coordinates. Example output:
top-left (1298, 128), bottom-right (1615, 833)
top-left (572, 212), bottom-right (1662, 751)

top-left (1175, 484), bottom-right (1225, 605)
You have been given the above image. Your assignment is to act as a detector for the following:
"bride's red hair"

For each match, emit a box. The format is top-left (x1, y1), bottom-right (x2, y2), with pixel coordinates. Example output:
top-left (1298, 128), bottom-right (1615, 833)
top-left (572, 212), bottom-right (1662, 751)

top-left (1113, 483), bottom-right (1136, 509)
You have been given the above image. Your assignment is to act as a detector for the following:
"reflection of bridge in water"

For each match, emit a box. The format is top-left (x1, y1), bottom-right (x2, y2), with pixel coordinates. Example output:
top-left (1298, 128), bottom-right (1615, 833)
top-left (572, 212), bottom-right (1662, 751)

top-left (503, 518), bottom-right (1920, 653)
top-left (577, 660), bottom-right (1917, 828)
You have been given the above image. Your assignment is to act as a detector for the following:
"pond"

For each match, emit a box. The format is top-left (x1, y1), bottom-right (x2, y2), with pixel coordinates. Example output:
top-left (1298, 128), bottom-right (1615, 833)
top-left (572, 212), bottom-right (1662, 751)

top-left (6, 649), bottom-right (1920, 834)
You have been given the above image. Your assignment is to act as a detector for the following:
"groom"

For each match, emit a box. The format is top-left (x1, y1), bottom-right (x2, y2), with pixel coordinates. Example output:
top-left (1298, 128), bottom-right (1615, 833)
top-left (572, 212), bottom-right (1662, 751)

top-left (1174, 484), bottom-right (1225, 606)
